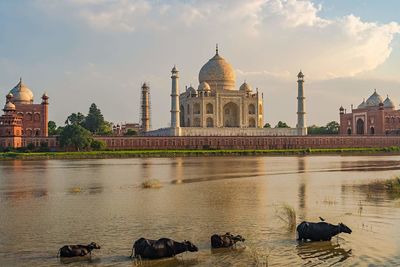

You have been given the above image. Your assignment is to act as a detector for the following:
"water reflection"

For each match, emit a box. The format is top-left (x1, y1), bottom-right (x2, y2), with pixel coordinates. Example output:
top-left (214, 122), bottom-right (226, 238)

top-left (1, 156), bottom-right (400, 266)
top-left (297, 241), bottom-right (352, 266)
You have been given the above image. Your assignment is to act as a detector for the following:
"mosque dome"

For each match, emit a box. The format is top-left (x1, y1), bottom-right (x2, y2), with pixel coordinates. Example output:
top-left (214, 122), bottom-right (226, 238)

top-left (365, 90), bottom-right (383, 107)
top-left (198, 81), bottom-right (211, 92)
top-left (358, 99), bottom-right (367, 109)
top-left (9, 78), bottom-right (34, 104)
top-left (239, 82), bottom-right (252, 92)
top-left (3, 101), bottom-right (16, 111)
top-left (198, 46), bottom-right (236, 90)
top-left (383, 95), bottom-right (395, 109)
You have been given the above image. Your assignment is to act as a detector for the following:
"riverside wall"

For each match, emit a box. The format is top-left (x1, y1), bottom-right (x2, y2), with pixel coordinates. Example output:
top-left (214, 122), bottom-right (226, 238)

top-left (95, 135), bottom-right (400, 150)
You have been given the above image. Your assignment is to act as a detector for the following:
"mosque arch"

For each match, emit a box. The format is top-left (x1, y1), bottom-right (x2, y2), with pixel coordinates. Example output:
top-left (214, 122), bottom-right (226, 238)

top-left (193, 103), bottom-right (200, 115)
top-left (356, 118), bottom-right (364, 135)
top-left (347, 128), bottom-right (351, 135)
top-left (249, 118), bottom-right (256, 127)
top-left (223, 102), bottom-right (239, 127)
top-left (370, 127), bottom-right (375, 135)
top-left (206, 117), bottom-right (214, 127)
top-left (248, 104), bottom-right (255, 114)
top-left (206, 103), bottom-right (213, 114)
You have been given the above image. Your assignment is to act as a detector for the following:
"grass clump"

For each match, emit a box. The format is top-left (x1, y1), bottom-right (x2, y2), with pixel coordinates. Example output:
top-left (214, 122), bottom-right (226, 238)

top-left (275, 203), bottom-right (297, 232)
top-left (141, 179), bottom-right (162, 189)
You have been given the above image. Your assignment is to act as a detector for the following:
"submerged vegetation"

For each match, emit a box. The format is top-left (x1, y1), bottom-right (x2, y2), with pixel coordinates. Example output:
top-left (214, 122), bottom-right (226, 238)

top-left (1, 147), bottom-right (400, 160)
top-left (275, 203), bottom-right (297, 232)
top-left (141, 179), bottom-right (162, 189)
top-left (344, 176), bottom-right (400, 201)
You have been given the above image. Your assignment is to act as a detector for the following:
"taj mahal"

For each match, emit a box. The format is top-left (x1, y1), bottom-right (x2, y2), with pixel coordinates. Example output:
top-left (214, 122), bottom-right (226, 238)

top-left (145, 46), bottom-right (307, 136)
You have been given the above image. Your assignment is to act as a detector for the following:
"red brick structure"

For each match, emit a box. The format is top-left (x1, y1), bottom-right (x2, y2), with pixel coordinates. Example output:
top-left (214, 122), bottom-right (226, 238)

top-left (0, 79), bottom-right (49, 148)
top-left (0, 99), bottom-right (23, 148)
top-left (339, 90), bottom-right (400, 135)
top-left (96, 135), bottom-right (400, 150)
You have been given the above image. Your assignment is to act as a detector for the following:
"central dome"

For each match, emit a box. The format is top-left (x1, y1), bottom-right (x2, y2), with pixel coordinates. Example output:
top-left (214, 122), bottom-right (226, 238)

top-left (198, 47), bottom-right (236, 90)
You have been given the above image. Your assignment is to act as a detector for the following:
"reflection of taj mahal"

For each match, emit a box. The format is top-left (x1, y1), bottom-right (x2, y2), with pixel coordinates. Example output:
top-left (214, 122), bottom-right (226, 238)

top-left (147, 46), bottom-right (307, 136)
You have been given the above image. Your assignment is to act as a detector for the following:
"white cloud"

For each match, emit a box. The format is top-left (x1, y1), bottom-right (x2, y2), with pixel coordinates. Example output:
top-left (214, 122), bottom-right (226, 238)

top-left (38, 0), bottom-right (400, 80)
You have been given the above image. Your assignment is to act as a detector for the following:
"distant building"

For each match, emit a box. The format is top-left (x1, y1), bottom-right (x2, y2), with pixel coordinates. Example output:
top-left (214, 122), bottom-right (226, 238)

top-left (112, 123), bottom-right (141, 136)
top-left (147, 46), bottom-right (307, 136)
top-left (0, 79), bottom-right (49, 148)
top-left (339, 90), bottom-right (399, 135)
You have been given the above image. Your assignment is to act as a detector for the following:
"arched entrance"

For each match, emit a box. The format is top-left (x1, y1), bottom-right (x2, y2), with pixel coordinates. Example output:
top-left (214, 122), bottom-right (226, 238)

top-left (206, 117), bottom-right (213, 127)
top-left (347, 128), bottom-right (351, 135)
top-left (356, 118), bottom-right (364, 135)
top-left (223, 102), bottom-right (239, 127)
top-left (370, 127), bottom-right (375, 135)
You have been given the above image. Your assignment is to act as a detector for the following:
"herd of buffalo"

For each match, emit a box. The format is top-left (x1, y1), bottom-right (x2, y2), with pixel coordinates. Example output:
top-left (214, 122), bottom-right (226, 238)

top-left (57, 220), bottom-right (352, 260)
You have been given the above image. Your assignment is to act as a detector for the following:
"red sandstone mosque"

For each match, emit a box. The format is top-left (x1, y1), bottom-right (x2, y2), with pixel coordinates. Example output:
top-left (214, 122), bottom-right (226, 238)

top-left (339, 90), bottom-right (400, 135)
top-left (0, 78), bottom-right (49, 148)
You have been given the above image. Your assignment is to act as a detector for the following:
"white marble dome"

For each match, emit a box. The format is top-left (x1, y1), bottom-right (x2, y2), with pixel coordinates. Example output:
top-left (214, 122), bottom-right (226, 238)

top-left (239, 82), bottom-right (252, 92)
top-left (187, 86), bottom-right (196, 95)
top-left (198, 48), bottom-right (236, 90)
top-left (198, 81), bottom-right (211, 92)
top-left (365, 90), bottom-right (383, 107)
top-left (9, 78), bottom-right (34, 104)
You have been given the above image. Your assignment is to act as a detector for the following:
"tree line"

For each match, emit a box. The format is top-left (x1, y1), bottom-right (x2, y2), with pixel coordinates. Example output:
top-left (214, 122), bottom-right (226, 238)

top-left (263, 121), bottom-right (339, 134)
top-left (48, 103), bottom-right (111, 151)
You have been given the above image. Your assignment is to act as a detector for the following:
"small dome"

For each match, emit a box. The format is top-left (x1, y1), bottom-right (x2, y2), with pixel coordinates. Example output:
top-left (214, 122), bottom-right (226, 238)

top-left (198, 47), bottom-right (236, 90)
top-left (3, 101), bottom-right (15, 111)
top-left (141, 82), bottom-right (149, 89)
top-left (198, 81), bottom-right (211, 92)
top-left (187, 86), bottom-right (196, 95)
top-left (365, 90), bottom-right (383, 107)
top-left (297, 70), bottom-right (304, 79)
top-left (239, 82), bottom-right (252, 92)
top-left (358, 99), bottom-right (366, 109)
top-left (9, 78), bottom-right (34, 104)
top-left (42, 92), bottom-right (49, 100)
top-left (383, 95), bottom-right (395, 109)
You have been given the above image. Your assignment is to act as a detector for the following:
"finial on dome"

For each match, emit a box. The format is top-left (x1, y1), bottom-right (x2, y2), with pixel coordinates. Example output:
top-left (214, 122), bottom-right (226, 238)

top-left (216, 44), bottom-right (219, 55)
top-left (20, 77), bottom-right (22, 83)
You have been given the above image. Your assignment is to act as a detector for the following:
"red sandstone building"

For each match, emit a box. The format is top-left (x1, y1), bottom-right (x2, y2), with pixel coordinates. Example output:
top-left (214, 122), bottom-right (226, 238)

top-left (0, 79), bottom-right (49, 148)
top-left (339, 90), bottom-right (399, 135)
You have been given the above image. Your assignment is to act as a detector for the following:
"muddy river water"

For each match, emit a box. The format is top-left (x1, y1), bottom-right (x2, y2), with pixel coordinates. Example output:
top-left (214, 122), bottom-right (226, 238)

top-left (1, 155), bottom-right (400, 266)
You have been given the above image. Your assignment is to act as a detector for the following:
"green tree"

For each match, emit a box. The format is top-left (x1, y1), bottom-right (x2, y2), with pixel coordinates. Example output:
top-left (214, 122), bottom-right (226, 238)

top-left (65, 112), bottom-right (85, 126)
top-left (84, 103), bottom-right (110, 134)
top-left (59, 124), bottom-right (92, 151)
top-left (275, 121), bottom-right (290, 128)
top-left (326, 121), bottom-right (339, 134)
top-left (90, 140), bottom-right (106, 150)
top-left (48, 121), bottom-right (57, 135)
top-left (124, 129), bottom-right (138, 136)
top-left (263, 123), bottom-right (271, 128)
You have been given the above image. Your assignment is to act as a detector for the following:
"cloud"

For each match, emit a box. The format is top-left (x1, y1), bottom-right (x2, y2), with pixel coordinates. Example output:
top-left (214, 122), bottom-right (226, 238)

top-left (36, 0), bottom-right (400, 80)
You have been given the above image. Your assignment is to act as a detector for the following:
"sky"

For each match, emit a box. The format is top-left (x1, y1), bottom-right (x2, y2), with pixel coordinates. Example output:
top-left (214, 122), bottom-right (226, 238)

top-left (1, 0), bottom-right (400, 129)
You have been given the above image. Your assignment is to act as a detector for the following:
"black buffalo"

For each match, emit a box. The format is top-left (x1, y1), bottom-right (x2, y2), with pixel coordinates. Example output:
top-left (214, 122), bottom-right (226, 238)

top-left (297, 221), bottom-right (352, 241)
top-left (211, 233), bottom-right (245, 248)
top-left (131, 237), bottom-right (198, 259)
top-left (58, 242), bottom-right (101, 257)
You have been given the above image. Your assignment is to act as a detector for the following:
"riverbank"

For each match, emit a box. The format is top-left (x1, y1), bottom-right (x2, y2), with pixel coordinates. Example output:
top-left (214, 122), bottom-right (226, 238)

top-left (1, 146), bottom-right (400, 160)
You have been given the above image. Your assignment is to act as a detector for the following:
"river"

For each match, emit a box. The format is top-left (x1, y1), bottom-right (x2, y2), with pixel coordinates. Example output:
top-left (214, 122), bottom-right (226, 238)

top-left (1, 155), bottom-right (400, 266)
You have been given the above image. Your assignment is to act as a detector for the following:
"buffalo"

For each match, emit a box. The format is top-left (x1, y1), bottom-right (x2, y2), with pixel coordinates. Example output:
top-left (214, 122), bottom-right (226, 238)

top-left (58, 242), bottom-right (101, 258)
top-left (131, 237), bottom-right (198, 259)
top-left (297, 221), bottom-right (352, 241)
top-left (211, 233), bottom-right (245, 248)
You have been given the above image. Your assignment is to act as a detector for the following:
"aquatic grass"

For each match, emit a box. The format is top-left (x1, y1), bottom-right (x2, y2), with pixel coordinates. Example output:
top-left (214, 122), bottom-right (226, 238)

top-left (275, 203), bottom-right (297, 232)
top-left (141, 179), bottom-right (162, 189)
top-left (249, 246), bottom-right (270, 267)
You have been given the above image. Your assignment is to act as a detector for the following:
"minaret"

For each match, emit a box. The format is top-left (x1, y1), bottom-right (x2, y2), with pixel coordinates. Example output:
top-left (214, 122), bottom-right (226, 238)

top-left (296, 70), bottom-right (306, 133)
top-left (140, 82), bottom-right (150, 132)
top-left (41, 92), bottom-right (49, 136)
top-left (170, 65), bottom-right (180, 128)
